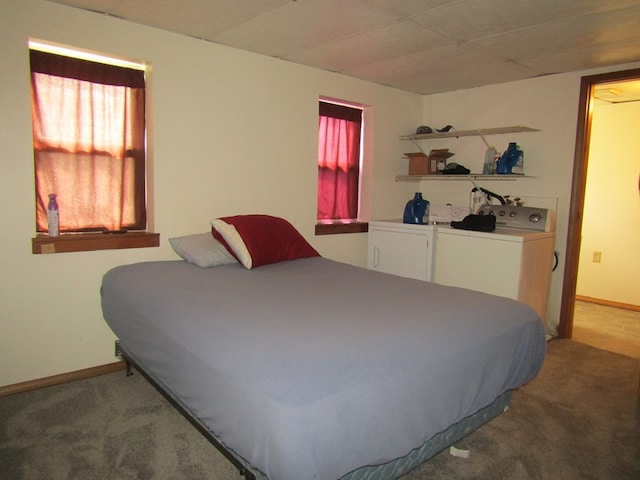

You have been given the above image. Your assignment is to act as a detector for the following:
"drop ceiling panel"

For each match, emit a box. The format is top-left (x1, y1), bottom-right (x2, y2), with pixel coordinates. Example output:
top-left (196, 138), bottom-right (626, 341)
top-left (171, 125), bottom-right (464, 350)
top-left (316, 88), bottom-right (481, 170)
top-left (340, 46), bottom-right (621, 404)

top-left (394, 60), bottom-right (536, 97)
top-left (284, 20), bottom-right (453, 73)
top-left (50, 0), bottom-right (125, 10)
top-left (210, 0), bottom-right (401, 58)
top-left (412, 0), bottom-right (640, 43)
top-left (521, 35), bottom-right (640, 75)
top-left (411, 0), bottom-right (560, 42)
top-left (343, 43), bottom-right (516, 90)
top-left (472, 5), bottom-right (640, 61)
top-left (359, 0), bottom-right (460, 17)
top-left (111, 0), bottom-right (292, 39)
top-left (46, 0), bottom-right (640, 95)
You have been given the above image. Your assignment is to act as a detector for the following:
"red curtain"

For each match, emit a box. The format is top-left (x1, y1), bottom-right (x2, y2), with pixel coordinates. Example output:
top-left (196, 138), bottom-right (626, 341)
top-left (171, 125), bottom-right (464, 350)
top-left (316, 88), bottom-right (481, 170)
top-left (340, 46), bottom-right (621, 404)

top-left (317, 102), bottom-right (361, 220)
top-left (30, 50), bottom-right (146, 232)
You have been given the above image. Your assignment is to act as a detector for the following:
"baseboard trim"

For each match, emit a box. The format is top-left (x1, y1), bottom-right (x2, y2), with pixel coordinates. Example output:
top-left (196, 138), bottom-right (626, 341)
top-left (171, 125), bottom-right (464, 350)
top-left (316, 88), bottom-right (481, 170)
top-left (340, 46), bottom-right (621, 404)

top-left (575, 295), bottom-right (640, 312)
top-left (0, 362), bottom-right (126, 398)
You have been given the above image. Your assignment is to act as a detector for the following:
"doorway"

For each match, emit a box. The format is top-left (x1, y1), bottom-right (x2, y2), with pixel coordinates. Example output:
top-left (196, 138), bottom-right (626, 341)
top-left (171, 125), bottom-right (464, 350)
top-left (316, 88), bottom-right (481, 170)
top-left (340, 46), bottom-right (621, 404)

top-left (558, 67), bottom-right (640, 339)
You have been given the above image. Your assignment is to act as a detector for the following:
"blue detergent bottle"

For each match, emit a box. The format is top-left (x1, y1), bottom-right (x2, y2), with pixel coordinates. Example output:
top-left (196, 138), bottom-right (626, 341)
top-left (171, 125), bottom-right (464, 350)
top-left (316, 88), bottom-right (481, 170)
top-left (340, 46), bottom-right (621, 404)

top-left (496, 143), bottom-right (524, 174)
top-left (403, 192), bottom-right (429, 224)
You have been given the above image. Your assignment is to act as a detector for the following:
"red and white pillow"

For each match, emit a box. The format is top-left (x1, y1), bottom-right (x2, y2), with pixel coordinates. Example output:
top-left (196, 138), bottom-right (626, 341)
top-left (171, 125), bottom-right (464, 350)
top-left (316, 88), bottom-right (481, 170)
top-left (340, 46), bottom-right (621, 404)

top-left (211, 214), bottom-right (320, 269)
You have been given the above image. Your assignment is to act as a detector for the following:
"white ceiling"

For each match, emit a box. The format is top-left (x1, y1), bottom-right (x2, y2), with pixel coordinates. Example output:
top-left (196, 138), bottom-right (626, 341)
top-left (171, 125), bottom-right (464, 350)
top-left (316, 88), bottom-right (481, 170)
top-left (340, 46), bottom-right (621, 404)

top-left (594, 79), bottom-right (640, 104)
top-left (48, 0), bottom-right (640, 96)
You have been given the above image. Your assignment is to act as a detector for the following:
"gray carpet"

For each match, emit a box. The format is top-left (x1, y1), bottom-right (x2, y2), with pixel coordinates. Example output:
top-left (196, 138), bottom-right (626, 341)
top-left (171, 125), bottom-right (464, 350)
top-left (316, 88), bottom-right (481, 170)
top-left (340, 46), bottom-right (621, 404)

top-left (1, 339), bottom-right (639, 480)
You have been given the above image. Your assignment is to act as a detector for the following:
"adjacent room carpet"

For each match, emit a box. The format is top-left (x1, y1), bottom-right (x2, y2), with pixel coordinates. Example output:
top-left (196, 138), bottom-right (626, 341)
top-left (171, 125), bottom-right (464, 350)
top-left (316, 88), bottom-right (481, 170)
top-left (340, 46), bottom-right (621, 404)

top-left (1, 339), bottom-right (638, 480)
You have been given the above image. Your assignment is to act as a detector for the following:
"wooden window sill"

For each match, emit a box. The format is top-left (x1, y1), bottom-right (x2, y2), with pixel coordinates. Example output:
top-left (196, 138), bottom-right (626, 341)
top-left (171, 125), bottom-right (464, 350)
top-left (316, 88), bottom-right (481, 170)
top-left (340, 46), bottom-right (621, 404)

top-left (315, 221), bottom-right (368, 236)
top-left (32, 231), bottom-right (160, 254)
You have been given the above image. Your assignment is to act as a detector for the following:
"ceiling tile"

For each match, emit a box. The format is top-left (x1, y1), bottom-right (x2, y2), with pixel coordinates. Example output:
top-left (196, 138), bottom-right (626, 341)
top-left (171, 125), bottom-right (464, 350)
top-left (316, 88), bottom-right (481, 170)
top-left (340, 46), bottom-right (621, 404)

top-left (46, 0), bottom-right (640, 95)
top-left (111, 0), bottom-right (291, 39)
top-left (284, 20), bottom-right (453, 73)
top-left (48, 0), bottom-right (126, 10)
top-left (520, 35), bottom-right (640, 75)
top-left (210, 0), bottom-right (401, 57)
top-left (359, 0), bottom-right (459, 17)
top-left (412, 0), bottom-right (640, 43)
top-left (343, 44), bottom-right (510, 90)
top-left (472, 5), bottom-right (640, 61)
top-left (394, 59), bottom-right (537, 97)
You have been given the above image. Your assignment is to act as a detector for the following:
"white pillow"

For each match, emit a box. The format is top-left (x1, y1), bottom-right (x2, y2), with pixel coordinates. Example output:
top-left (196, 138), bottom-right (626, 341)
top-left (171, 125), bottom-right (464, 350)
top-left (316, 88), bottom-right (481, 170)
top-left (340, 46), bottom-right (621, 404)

top-left (168, 233), bottom-right (237, 268)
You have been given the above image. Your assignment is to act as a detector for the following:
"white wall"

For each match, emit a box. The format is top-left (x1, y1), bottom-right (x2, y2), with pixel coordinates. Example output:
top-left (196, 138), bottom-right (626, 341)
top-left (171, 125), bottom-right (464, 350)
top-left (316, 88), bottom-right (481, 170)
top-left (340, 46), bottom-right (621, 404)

top-left (0, 0), bottom-right (420, 387)
top-left (577, 100), bottom-right (640, 305)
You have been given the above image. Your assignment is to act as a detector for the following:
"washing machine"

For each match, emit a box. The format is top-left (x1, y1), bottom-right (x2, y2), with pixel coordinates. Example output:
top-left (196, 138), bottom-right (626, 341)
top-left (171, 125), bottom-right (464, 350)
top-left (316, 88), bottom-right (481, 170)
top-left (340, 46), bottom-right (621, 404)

top-left (433, 205), bottom-right (556, 323)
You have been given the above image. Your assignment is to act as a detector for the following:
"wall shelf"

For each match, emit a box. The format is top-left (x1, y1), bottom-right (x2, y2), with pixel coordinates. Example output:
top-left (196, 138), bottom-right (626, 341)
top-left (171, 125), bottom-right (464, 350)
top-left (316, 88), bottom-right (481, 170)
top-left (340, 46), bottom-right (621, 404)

top-left (399, 125), bottom-right (540, 177)
top-left (399, 126), bottom-right (540, 142)
top-left (396, 174), bottom-right (533, 182)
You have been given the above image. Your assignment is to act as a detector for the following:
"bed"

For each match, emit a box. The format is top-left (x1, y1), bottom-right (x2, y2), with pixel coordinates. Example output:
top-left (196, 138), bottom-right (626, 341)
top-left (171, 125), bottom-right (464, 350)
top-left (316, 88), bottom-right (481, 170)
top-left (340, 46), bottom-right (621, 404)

top-left (100, 215), bottom-right (546, 480)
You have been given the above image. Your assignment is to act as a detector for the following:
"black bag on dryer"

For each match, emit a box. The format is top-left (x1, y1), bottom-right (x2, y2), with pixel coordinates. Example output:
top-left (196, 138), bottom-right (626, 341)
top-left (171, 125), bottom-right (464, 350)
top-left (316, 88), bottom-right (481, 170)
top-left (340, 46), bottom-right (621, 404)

top-left (450, 214), bottom-right (496, 232)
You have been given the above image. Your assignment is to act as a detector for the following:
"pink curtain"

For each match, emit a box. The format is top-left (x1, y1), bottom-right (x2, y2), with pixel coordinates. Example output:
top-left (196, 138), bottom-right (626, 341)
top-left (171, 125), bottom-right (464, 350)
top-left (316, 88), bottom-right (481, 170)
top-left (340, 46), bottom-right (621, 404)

top-left (30, 50), bottom-right (146, 232)
top-left (317, 102), bottom-right (361, 220)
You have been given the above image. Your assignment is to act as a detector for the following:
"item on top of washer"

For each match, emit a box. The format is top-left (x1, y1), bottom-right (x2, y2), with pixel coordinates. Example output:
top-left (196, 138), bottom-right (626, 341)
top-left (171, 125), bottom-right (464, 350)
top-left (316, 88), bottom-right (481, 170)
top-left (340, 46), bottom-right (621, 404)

top-left (450, 214), bottom-right (496, 232)
top-left (471, 187), bottom-right (506, 205)
top-left (443, 162), bottom-right (470, 175)
top-left (415, 125), bottom-right (433, 134)
top-left (403, 192), bottom-right (429, 224)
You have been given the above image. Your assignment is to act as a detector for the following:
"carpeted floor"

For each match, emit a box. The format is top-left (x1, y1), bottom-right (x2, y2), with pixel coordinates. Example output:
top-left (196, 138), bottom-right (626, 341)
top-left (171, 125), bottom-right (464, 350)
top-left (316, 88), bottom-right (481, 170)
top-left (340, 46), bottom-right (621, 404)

top-left (1, 339), bottom-right (639, 480)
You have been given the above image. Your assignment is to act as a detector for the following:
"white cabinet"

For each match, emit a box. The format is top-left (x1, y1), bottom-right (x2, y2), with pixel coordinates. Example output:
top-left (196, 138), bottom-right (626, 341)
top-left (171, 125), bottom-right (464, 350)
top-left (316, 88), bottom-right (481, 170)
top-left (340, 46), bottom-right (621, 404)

top-left (367, 221), bottom-right (435, 281)
top-left (433, 227), bottom-right (555, 322)
top-left (367, 220), bottom-right (555, 320)
top-left (367, 221), bottom-right (555, 322)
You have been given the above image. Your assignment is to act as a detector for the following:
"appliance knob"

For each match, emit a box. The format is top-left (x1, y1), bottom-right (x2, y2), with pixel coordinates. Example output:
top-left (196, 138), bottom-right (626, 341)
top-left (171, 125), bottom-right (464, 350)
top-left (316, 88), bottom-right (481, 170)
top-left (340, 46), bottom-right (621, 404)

top-left (529, 212), bottom-right (542, 223)
top-left (498, 210), bottom-right (506, 216)
top-left (509, 211), bottom-right (517, 217)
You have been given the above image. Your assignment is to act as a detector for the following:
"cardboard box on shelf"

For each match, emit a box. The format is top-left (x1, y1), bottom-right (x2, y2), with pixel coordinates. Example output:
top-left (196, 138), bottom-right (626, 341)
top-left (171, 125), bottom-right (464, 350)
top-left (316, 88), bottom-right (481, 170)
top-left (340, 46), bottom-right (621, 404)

top-left (404, 152), bottom-right (430, 175)
top-left (404, 149), bottom-right (454, 175)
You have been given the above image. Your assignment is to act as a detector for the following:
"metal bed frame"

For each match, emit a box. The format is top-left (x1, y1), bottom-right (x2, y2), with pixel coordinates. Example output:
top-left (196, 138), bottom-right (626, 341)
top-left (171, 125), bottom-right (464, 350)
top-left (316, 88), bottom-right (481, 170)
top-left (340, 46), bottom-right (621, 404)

top-left (116, 340), bottom-right (260, 480)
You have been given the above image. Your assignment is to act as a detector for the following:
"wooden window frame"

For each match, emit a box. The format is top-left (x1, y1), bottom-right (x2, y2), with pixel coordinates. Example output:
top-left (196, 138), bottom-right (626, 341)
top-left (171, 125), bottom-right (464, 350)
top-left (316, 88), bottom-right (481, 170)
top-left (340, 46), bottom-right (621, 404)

top-left (32, 231), bottom-right (159, 254)
top-left (315, 221), bottom-right (368, 236)
top-left (29, 41), bottom-right (158, 254)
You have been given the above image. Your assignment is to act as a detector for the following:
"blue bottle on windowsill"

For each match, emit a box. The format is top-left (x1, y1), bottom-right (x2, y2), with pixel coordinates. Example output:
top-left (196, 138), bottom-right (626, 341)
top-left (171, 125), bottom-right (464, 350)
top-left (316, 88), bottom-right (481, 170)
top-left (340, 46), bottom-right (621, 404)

top-left (403, 192), bottom-right (429, 224)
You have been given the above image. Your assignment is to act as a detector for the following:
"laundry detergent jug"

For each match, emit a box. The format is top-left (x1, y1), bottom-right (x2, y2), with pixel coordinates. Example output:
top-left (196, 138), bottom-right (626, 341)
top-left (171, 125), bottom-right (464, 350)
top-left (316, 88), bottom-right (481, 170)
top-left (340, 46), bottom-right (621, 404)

top-left (496, 142), bottom-right (524, 174)
top-left (403, 192), bottom-right (429, 224)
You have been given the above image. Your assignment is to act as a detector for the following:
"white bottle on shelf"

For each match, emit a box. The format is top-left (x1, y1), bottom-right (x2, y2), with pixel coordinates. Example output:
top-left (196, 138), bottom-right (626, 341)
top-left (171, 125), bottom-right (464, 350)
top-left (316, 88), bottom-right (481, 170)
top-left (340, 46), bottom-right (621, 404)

top-left (482, 146), bottom-right (497, 174)
top-left (47, 193), bottom-right (59, 237)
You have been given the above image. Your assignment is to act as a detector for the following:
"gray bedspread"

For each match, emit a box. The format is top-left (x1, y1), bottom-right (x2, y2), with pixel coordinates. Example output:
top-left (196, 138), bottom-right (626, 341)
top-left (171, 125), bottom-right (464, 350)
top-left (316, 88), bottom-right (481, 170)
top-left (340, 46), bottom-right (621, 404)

top-left (100, 257), bottom-right (546, 480)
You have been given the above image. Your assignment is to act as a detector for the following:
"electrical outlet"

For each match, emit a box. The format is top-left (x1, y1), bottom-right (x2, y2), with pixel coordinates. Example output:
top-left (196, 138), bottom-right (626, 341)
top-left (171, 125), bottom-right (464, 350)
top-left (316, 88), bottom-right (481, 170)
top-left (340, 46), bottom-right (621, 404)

top-left (592, 251), bottom-right (601, 263)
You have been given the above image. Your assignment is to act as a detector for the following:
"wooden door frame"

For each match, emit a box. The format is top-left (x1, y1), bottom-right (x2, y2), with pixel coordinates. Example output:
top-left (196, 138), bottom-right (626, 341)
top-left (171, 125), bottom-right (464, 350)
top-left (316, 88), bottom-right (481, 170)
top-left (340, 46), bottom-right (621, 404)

top-left (557, 67), bottom-right (640, 338)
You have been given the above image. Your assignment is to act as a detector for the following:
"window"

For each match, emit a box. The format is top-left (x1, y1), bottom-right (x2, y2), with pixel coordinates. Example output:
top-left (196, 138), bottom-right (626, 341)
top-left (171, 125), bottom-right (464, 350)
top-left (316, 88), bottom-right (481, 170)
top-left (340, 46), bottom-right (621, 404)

top-left (317, 101), bottom-right (363, 224)
top-left (30, 44), bottom-right (147, 235)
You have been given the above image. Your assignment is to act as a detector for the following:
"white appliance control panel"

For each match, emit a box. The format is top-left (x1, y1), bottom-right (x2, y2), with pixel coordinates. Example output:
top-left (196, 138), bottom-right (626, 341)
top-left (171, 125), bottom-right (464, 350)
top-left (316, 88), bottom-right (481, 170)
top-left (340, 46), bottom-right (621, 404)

top-left (429, 204), bottom-right (470, 224)
top-left (477, 205), bottom-right (555, 232)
